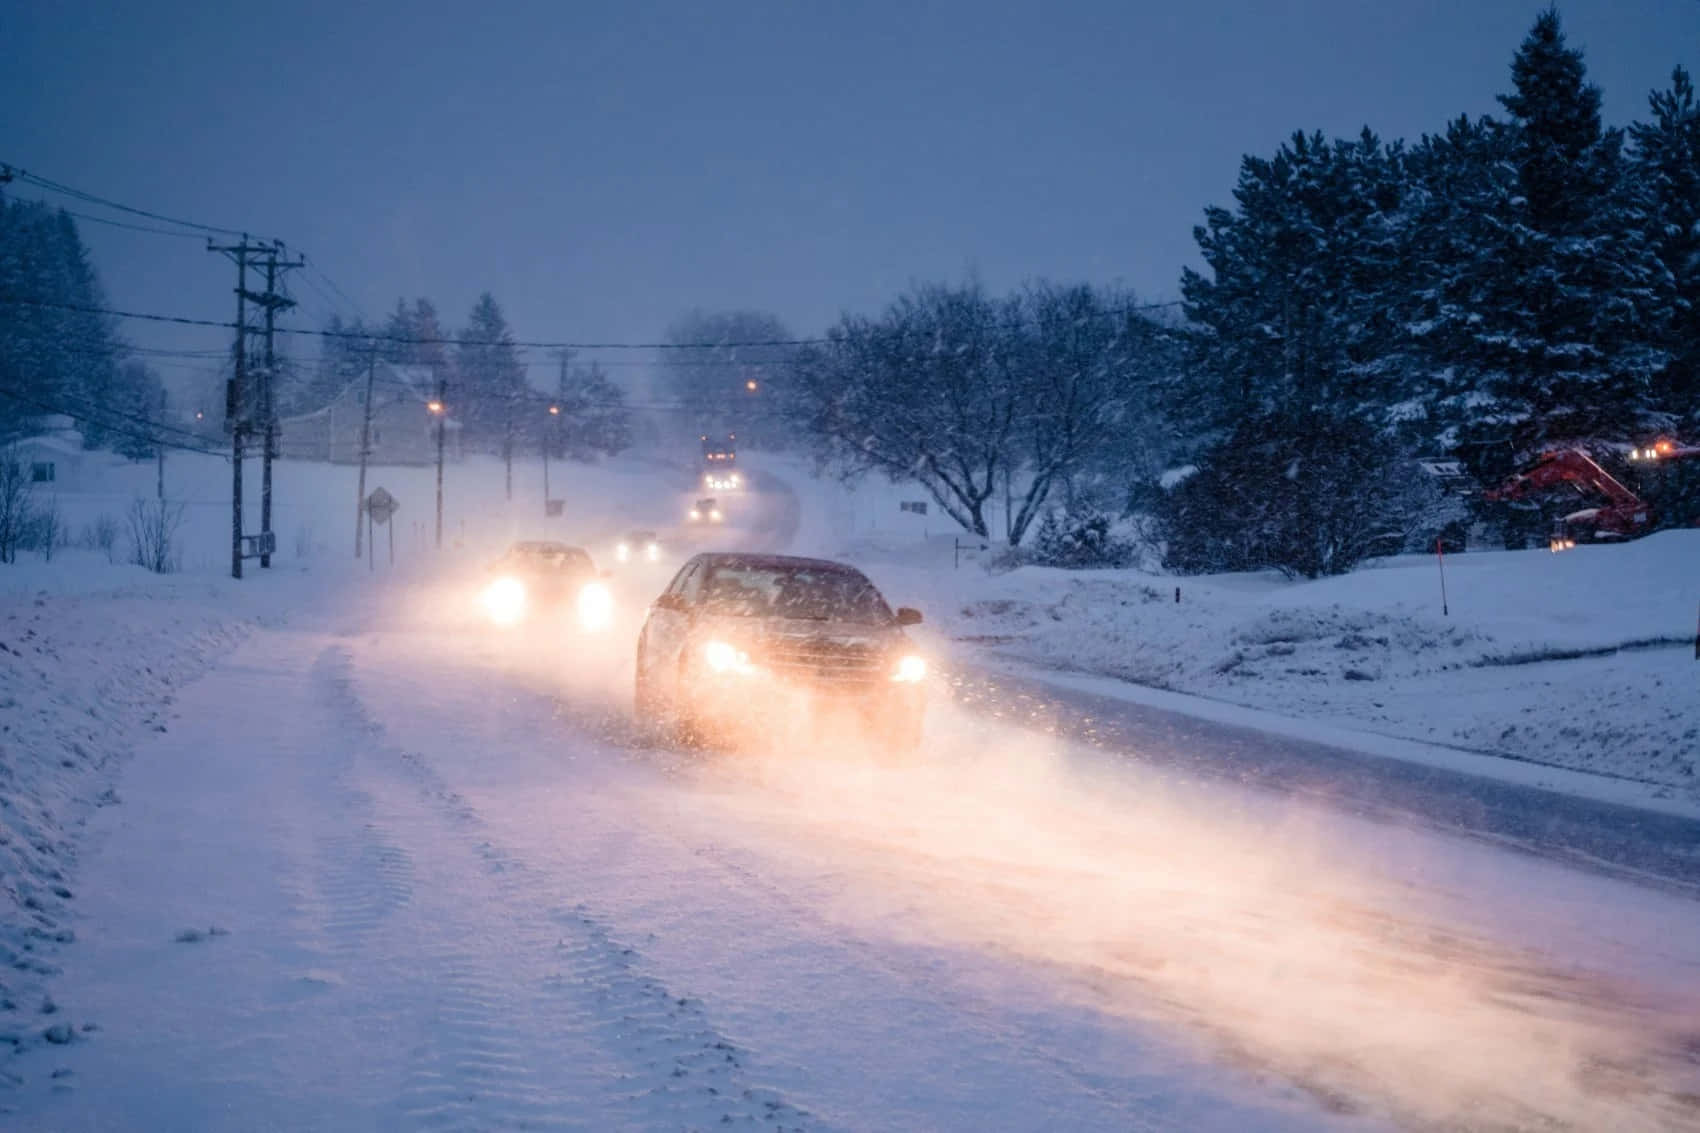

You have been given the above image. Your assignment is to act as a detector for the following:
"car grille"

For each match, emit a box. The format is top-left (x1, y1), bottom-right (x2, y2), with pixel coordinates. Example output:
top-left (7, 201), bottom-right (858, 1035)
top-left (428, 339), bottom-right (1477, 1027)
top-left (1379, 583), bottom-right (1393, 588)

top-left (764, 638), bottom-right (886, 688)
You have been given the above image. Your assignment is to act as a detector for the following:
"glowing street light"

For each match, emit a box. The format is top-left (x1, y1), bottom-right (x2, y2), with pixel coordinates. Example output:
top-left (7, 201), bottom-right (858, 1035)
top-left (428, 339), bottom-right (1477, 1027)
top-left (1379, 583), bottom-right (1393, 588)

top-left (745, 379), bottom-right (759, 392)
top-left (548, 405), bottom-right (560, 415)
top-left (426, 400), bottom-right (444, 414)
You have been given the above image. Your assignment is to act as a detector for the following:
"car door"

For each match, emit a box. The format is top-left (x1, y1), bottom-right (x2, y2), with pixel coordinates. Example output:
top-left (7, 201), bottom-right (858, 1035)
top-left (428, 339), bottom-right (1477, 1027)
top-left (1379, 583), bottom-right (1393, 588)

top-left (641, 557), bottom-right (703, 690)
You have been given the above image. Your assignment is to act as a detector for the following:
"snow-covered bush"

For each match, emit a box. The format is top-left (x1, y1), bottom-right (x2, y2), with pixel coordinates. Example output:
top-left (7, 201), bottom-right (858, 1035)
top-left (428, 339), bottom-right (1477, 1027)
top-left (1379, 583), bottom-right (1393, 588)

top-left (127, 498), bottom-right (185, 574)
top-left (1027, 505), bottom-right (1138, 568)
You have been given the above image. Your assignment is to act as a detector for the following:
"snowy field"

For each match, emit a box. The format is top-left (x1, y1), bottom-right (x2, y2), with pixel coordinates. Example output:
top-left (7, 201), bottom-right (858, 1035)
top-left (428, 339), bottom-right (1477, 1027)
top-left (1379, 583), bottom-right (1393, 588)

top-left (1, 447), bottom-right (1698, 1130)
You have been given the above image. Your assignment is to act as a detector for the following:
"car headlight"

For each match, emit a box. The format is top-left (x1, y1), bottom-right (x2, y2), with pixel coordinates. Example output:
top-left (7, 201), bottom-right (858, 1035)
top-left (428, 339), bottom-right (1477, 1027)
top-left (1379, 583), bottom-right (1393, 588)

top-left (729, 473), bottom-right (740, 486)
top-left (480, 576), bottom-right (527, 626)
top-left (616, 543), bottom-right (630, 562)
top-left (710, 508), bottom-right (723, 522)
top-left (689, 508), bottom-right (701, 521)
top-left (891, 654), bottom-right (928, 683)
top-left (645, 542), bottom-right (661, 561)
top-left (577, 581), bottom-right (614, 631)
top-left (702, 640), bottom-right (754, 675)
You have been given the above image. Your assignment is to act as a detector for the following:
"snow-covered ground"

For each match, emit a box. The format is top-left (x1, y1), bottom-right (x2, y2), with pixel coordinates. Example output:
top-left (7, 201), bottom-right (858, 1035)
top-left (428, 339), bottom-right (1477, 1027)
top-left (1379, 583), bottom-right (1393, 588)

top-left (2, 448), bottom-right (1699, 1130)
top-left (773, 458), bottom-right (1700, 793)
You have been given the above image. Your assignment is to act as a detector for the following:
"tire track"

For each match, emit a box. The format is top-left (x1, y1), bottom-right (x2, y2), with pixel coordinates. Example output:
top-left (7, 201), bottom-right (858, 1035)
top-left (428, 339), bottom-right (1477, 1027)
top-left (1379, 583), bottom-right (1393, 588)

top-left (321, 644), bottom-right (820, 1132)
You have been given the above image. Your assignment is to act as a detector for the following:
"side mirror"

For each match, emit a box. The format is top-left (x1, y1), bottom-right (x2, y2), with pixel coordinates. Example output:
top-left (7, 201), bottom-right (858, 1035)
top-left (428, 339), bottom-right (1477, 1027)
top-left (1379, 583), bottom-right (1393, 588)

top-left (896, 607), bottom-right (923, 627)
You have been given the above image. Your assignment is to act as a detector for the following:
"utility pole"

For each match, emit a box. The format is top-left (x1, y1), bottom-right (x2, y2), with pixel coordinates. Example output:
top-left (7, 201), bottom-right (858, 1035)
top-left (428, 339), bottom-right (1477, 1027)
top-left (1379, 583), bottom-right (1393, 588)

top-left (209, 235), bottom-right (263, 580)
top-left (208, 236), bottom-right (299, 578)
top-left (432, 367), bottom-right (447, 549)
top-left (155, 390), bottom-right (167, 501)
top-left (254, 244), bottom-right (302, 569)
top-left (354, 350), bottom-right (377, 558)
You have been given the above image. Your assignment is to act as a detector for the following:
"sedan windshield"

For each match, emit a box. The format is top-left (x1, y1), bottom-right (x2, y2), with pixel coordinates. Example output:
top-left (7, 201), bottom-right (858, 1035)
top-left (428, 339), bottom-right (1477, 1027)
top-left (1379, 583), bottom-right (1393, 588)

top-left (699, 563), bottom-right (893, 623)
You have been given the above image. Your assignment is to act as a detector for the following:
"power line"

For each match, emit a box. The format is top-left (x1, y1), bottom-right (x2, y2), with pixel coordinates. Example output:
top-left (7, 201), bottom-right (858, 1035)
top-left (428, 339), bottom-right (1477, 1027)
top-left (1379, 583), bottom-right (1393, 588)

top-left (3, 163), bottom-right (258, 239)
top-left (9, 196), bottom-right (212, 240)
top-left (0, 383), bottom-right (225, 457)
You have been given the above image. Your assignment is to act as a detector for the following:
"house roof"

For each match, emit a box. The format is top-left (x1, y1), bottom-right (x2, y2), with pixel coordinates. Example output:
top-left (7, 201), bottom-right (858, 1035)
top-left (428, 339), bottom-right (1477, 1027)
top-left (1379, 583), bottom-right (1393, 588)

top-left (11, 433), bottom-right (87, 457)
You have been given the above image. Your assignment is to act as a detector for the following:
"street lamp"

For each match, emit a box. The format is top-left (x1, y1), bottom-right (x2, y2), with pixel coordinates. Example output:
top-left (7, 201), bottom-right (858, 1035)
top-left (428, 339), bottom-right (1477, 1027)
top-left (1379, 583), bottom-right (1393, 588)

top-left (745, 379), bottom-right (758, 392)
top-left (427, 400), bottom-right (444, 415)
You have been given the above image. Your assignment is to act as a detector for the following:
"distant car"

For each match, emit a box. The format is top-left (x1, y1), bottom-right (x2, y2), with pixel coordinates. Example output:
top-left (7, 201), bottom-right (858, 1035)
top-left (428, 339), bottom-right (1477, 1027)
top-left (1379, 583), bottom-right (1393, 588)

top-left (687, 497), bottom-right (723, 523)
top-left (478, 540), bottom-right (613, 630)
top-left (614, 529), bottom-right (663, 565)
top-left (635, 553), bottom-right (927, 751)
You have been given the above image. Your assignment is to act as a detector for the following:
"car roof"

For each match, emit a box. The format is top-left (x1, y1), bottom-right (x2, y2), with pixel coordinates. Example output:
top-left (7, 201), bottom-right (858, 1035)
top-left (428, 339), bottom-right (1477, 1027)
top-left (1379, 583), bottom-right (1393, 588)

top-left (692, 552), bottom-right (870, 576)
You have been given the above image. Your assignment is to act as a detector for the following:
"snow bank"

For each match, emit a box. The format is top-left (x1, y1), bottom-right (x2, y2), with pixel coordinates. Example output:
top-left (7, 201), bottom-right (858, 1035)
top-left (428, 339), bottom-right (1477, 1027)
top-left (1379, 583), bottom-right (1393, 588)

top-left (0, 556), bottom-right (253, 1060)
top-left (939, 534), bottom-right (1700, 788)
top-left (772, 460), bottom-right (1700, 790)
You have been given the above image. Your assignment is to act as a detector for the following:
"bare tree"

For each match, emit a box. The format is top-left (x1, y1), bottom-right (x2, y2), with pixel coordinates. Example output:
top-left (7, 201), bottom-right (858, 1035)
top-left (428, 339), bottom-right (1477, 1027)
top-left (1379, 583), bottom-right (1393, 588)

top-left (794, 284), bottom-right (1019, 538)
top-left (127, 497), bottom-right (185, 574)
top-left (0, 449), bottom-right (34, 564)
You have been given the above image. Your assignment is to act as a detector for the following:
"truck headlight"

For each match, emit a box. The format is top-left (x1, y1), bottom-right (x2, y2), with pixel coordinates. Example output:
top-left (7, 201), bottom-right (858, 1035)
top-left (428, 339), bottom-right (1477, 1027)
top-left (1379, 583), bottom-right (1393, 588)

top-left (892, 654), bottom-right (928, 683)
top-left (577, 581), bottom-right (614, 631)
top-left (480, 576), bottom-right (527, 626)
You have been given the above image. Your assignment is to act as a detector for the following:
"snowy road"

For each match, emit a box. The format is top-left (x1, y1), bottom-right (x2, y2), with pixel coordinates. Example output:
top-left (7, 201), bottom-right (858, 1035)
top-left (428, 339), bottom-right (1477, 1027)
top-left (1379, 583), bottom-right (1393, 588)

top-left (8, 563), bottom-right (1699, 1131)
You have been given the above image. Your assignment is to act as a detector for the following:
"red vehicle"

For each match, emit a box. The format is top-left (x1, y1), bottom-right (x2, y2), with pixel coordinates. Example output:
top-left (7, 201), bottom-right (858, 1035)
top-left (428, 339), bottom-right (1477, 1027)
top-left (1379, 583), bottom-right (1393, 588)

top-left (1484, 439), bottom-right (1699, 551)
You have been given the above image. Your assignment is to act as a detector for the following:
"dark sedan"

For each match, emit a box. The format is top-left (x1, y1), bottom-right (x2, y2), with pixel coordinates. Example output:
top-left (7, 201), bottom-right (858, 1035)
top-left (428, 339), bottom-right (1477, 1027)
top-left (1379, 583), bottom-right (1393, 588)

top-left (634, 553), bottom-right (927, 751)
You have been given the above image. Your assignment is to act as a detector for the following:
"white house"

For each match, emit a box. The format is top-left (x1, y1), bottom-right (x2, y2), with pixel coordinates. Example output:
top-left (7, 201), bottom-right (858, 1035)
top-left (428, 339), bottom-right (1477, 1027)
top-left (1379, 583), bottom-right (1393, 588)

top-left (280, 363), bottom-right (462, 465)
top-left (6, 416), bottom-right (92, 491)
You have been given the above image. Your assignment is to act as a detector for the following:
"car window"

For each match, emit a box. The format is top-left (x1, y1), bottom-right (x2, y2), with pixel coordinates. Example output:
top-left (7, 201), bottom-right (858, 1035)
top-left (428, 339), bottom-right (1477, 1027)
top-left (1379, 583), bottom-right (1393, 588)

top-left (698, 562), bottom-right (893, 623)
top-left (666, 560), bottom-right (704, 603)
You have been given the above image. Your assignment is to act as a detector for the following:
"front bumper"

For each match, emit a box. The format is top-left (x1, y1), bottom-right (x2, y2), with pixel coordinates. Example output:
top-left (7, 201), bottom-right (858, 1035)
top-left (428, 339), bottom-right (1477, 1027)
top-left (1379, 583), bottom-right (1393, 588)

top-left (683, 671), bottom-right (924, 746)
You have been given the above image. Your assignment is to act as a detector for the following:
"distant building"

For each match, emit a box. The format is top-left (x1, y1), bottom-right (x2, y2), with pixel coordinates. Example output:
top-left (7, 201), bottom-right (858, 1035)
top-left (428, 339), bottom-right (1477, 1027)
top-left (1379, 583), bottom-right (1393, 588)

top-left (279, 363), bottom-right (462, 465)
top-left (5, 416), bottom-right (92, 491)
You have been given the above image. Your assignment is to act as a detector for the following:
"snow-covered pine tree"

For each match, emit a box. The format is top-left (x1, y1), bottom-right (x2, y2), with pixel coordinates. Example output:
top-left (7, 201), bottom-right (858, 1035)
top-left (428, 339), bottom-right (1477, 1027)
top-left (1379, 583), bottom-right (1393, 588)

top-left (1180, 129), bottom-right (1414, 438)
top-left (0, 198), bottom-right (123, 444)
top-left (455, 293), bottom-right (525, 454)
top-left (1442, 10), bottom-right (1672, 455)
top-left (1630, 65), bottom-right (1700, 428)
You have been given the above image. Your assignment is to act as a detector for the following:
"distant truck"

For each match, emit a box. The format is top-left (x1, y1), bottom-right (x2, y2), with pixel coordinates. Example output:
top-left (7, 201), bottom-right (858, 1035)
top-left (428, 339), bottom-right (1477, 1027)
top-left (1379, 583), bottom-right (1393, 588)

top-left (700, 433), bottom-right (741, 491)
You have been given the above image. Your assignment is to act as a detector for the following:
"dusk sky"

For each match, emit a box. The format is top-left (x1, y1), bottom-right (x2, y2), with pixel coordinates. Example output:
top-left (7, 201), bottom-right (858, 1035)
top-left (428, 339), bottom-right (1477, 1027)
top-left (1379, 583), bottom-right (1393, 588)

top-left (5, 0), bottom-right (1696, 396)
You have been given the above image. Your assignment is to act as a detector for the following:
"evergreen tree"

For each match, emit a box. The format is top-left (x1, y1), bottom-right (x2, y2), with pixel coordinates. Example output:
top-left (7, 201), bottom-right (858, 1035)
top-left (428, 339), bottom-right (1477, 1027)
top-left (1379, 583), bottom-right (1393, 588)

top-left (1630, 65), bottom-right (1700, 426)
top-left (1180, 129), bottom-right (1414, 439)
top-left (0, 197), bottom-right (123, 443)
top-left (299, 314), bottom-right (374, 414)
top-left (554, 361), bottom-right (632, 459)
top-left (107, 360), bottom-right (168, 459)
top-left (1444, 10), bottom-right (1672, 452)
top-left (455, 293), bottom-right (525, 451)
